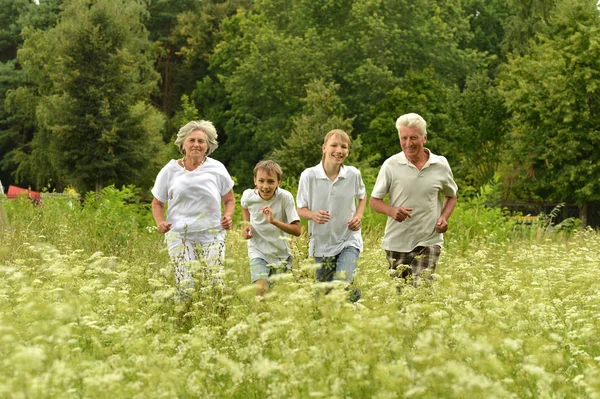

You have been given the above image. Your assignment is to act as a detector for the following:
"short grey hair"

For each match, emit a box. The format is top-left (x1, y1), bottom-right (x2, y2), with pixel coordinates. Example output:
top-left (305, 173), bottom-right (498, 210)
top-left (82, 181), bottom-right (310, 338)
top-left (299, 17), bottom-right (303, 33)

top-left (395, 113), bottom-right (427, 137)
top-left (174, 120), bottom-right (219, 155)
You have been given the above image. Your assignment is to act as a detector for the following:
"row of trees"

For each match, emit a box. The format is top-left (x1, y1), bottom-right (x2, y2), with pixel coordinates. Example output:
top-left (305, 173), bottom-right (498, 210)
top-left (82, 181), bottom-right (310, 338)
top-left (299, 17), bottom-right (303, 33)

top-left (1, 0), bottom-right (599, 222)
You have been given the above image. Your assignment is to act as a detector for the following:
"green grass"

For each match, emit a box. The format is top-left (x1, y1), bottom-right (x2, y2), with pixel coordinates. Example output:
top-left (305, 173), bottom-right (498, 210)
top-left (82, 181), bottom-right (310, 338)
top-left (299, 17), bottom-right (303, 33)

top-left (1, 189), bottom-right (599, 398)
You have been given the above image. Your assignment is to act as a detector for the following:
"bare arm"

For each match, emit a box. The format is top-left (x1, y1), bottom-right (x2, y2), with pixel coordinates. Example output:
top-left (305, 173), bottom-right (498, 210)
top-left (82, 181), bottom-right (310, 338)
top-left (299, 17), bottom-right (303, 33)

top-left (297, 207), bottom-right (330, 224)
top-left (435, 195), bottom-right (457, 233)
top-left (348, 196), bottom-right (367, 231)
top-left (369, 196), bottom-right (413, 222)
top-left (152, 197), bottom-right (172, 234)
top-left (220, 189), bottom-right (235, 230)
top-left (263, 207), bottom-right (301, 237)
top-left (241, 207), bottom-right (253, 239)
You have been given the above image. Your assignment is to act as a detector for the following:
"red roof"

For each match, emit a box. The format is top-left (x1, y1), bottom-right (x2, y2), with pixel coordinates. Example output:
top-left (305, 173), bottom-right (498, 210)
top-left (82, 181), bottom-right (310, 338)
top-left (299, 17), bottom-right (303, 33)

top-left (6, 185), bottom-right (41, 200)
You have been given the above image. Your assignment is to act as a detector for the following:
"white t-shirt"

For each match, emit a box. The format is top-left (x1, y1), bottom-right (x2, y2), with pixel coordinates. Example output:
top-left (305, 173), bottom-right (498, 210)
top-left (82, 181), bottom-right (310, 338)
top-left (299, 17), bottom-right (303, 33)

top-left (297, 163), bottom-right (366, 257)
top-left (371, 150), bottom-right (458, 253)
top-left (151, 158), bottom-right (234, 242)
top-left (241, 188), bottom-right (300, 264)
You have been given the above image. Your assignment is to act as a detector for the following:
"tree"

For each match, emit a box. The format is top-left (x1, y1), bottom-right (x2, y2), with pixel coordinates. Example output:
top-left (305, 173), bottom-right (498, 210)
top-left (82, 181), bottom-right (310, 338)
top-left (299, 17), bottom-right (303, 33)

top-left (208, 0), bottom-right (483, 187)
top-left (366, 69), bottom-right (455, 161)
top-left (272, 79), bottom-right (354, 183)
top-left (499, 0), bottom-right (600, 225)
top-left (442, 71), bottom-right (509, 191)
top-left (501, 0), bottom-right (559, 56)
top-left (17, 0), bottom-right (165, 193)
top-left (0, 0), bottom-right (30, 62)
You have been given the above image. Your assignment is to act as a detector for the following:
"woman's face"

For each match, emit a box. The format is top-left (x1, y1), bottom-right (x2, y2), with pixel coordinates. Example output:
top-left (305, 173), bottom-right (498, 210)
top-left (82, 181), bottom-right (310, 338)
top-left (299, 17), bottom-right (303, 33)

top-left (183, 130), bottom-right (208, 158)
top-left (322, 135), bottom-right (349, 166)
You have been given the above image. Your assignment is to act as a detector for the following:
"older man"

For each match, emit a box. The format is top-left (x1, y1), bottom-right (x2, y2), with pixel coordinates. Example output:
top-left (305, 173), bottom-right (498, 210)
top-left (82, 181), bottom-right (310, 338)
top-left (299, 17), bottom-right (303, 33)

top-left (370, 113), bottom-right (458, 286)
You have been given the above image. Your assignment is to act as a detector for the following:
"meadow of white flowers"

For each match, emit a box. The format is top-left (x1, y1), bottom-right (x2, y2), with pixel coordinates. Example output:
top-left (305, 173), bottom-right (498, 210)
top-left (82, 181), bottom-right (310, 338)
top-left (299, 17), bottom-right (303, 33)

top-left (1, 192), bottom-right (599, 398)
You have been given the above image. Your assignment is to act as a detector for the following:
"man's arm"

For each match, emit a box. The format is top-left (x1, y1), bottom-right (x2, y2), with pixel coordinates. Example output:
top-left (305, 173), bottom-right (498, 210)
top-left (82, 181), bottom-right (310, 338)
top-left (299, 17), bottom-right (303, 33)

top-left (435, 195), bottom-right (457, 233)
top-left (369, 196), bottom-right (413, 222)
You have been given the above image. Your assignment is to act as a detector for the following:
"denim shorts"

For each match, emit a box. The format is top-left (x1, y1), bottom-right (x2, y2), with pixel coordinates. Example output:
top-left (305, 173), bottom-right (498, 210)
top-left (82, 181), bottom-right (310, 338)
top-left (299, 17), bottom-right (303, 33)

top-left (250, 257), bottom-right (292, 283)
top-left (313, 246), bottom-right (360, 283)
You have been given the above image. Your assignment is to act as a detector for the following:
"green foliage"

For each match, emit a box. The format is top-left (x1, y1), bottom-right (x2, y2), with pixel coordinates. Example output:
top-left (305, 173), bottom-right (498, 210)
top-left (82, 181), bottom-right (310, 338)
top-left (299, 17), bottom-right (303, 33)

top-left (501, 0), bottom-right (559, 56)
top-left (367, 69), bottom-right (456, 160)
top-left (207, 0), bottom-right (484, 187)
top-left (442, 71), bottom-right (510, 190)
top-left (0, 0), bottom-right (29, 62)
top-left (271, 79), bottom-right (354, 184)
top-left (498, 0), bottom-right (600, 206)
top-left (16, 0), bottom-right (165, 193)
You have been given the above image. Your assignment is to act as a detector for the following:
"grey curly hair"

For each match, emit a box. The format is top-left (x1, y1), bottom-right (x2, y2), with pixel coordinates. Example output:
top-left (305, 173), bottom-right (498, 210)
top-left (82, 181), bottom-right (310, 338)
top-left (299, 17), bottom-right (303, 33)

top-left (174, 120), bottom-right (219, 155)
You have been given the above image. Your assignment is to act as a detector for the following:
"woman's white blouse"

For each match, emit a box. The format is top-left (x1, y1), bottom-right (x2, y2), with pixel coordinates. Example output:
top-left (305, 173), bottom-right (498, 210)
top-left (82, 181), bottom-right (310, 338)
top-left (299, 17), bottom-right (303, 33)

top-left (152, 158), bottom-right (234, 235)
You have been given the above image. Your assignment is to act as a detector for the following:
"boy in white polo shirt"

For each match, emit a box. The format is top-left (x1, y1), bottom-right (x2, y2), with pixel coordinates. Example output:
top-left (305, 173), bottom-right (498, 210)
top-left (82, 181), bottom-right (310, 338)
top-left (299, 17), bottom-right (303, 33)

top-left (241, 160), bottom-right (301, 296)
top-left (297, 129), bottom-right (366, 301)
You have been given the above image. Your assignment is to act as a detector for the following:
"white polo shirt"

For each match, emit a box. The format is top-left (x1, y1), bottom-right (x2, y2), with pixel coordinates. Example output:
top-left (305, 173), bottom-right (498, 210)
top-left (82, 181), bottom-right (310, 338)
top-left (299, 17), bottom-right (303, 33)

top-left (371, 149), bottom-right (458, 253)
top-left (297, 163), bottom-right (366, 257)
top-left (241, 188), bottom-right (300, 264)
top-left (151, 158), bottom-right (234, 242)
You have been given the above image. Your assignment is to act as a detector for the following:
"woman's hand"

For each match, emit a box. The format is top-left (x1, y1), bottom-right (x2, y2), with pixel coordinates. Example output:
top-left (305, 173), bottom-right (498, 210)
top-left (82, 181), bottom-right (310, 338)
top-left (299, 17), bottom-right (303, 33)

top-left (221, 215), bottom-right (233, 230)
top-left (157, 221), bottom-right (172, 234)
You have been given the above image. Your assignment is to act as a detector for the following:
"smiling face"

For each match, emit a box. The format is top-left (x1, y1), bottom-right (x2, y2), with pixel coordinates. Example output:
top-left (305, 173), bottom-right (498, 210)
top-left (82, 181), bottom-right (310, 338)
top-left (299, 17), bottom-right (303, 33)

top-left (254, 169), bottom-right (280, 200)
top-left (322, 134), bottom-right (349, 167)
top-left (399, 125), bottom-right (426, 160)
top-left (183, 130), bottom-right (208, 158)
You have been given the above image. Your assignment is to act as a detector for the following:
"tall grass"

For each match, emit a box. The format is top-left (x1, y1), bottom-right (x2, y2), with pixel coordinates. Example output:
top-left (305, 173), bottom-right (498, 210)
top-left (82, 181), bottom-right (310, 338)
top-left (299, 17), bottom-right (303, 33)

top-left (1, 187), bottom-right (599, 398)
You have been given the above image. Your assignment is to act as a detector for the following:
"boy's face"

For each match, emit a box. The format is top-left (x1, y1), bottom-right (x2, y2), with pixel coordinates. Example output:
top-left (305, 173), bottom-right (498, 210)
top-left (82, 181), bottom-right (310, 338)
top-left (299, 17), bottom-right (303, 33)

top-left (254, 169), bottom-right (280, 200)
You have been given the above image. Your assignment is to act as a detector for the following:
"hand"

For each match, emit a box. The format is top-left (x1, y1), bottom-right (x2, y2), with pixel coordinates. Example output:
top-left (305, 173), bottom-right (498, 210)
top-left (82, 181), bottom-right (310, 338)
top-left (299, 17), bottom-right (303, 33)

top-left (157, 221), bottom-right (172, 234)
top-left (312, 210), bottom-right (330, 224)
top-left (261, 206), bottom-right (274, 224)
top-left (220, 215), bottom-right (233, 230)
top-left (389, 207), bottom-right (413, 223)
top-left (347, 216), bottom-right (362, 231)
top-left (242, 225), bottom-right (253, 239)
top-left (435, 217), bottom-right (448, 233)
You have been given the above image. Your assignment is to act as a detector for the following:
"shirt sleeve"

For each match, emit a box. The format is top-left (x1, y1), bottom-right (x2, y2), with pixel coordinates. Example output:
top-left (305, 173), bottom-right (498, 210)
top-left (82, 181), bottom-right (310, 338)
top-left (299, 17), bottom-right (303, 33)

top-left (440, 158), bottom-right (458, 198)
top-left (218, 165), bottom-right (235, 196)
top-left (284, 191), bottom-right (300, 223)
top-left (371, 161), bottom-right (390, 200)
top-left (151, 165), bottom-right (169, 203)
top-left (240, 189), bottom-right (250, 209)
top-left (296, 170), bottom-right (310, 208)
top-left (354, 168), bottom-right (366, 200)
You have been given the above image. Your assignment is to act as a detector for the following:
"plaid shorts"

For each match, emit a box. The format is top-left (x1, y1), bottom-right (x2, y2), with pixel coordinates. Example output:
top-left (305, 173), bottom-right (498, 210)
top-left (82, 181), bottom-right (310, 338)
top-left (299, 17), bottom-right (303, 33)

top-left (385, 245), bottom-right (441, 284)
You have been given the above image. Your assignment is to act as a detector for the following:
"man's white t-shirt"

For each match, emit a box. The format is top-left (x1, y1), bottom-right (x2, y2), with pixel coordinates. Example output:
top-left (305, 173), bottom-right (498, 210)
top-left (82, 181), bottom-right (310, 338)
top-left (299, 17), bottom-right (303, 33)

top-left (241, 188), bottom-right (300, 264)
top-left (371, 150), bottom-right (458, 253)
top-left (297, 163), bottom-right (366, 257)
top-left (151, 158), bottom-right (234, 244)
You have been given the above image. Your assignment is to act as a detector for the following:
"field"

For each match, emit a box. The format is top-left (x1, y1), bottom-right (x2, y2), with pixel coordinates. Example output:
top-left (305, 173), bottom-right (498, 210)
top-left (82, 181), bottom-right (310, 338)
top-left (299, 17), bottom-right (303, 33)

top-left (1, 188), bottom-right (599, 398)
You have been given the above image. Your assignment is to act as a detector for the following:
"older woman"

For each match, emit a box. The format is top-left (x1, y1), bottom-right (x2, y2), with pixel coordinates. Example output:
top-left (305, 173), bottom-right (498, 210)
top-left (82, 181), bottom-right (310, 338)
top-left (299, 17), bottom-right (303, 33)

top-left (151, 120), bottom-right (235, 295)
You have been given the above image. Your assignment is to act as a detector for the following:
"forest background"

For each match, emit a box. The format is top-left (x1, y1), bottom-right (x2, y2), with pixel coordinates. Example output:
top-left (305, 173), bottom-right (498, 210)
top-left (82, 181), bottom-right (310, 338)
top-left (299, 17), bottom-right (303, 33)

top-left (1, 0), bottom-right (599, 224)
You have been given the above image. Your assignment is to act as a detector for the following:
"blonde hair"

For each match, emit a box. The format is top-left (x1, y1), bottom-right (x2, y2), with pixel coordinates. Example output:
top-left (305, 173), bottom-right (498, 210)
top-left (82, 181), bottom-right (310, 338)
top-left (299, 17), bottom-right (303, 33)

top-left (174, 120), bottom-right (219, 155)
top-left (321, 129), bottom-right (351, 163)
top-left (253, 160), bottom-right (283, 181)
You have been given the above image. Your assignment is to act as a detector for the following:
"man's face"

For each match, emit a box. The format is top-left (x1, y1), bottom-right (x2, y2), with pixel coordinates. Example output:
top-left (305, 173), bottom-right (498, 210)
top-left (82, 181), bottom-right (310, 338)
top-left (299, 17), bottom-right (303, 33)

top-left (254, 169), bottom-right (280, 200)
top-left (399, 125), bottom-right (426, 157)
